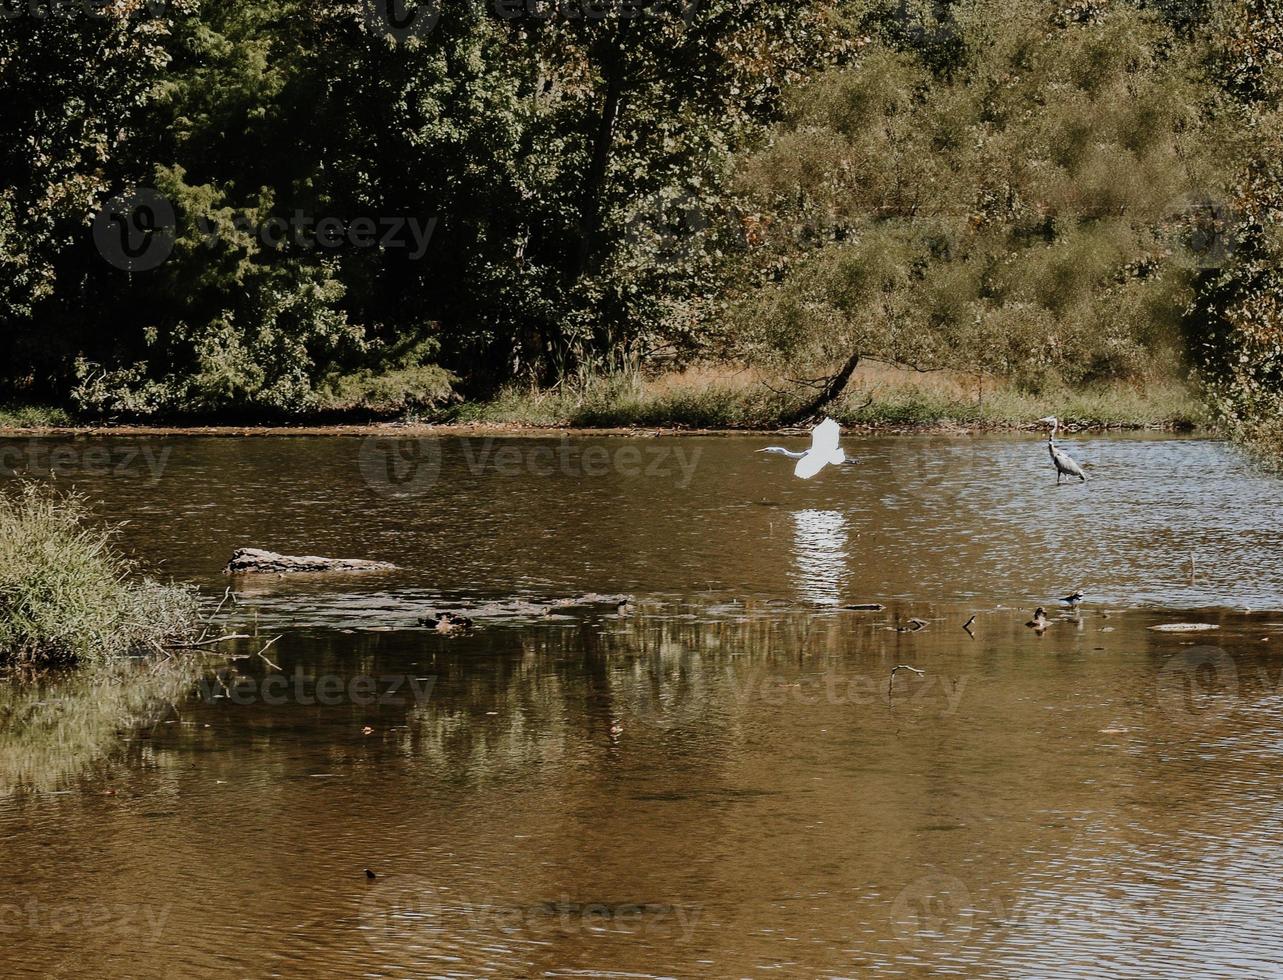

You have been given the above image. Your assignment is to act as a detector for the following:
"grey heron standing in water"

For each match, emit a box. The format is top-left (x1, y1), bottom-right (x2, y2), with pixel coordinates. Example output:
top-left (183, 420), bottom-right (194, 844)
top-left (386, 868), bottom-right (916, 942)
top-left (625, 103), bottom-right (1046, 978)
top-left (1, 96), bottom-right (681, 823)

top-left (1038, 416), bottom-right (1086, 484)
top-left (758, 418), bottom-right (849, 479)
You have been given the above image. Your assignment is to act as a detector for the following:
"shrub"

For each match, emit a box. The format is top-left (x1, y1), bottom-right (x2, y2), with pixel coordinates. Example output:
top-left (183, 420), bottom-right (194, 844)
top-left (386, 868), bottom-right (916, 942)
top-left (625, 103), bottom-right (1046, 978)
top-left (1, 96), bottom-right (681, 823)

top-left (0, 485), bottom-right (200, 668)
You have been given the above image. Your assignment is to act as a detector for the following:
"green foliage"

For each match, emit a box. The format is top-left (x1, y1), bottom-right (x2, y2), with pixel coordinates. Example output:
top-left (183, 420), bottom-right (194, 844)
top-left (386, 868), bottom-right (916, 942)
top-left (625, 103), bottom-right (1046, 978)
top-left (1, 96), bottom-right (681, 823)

top-left (0, 0), bottom-right (1278, 433)
top-left (0, 485), bottom-right (200, 667)
top-left (729, 1), bottom-right (1223, 395)
top-left (1188, 0), bottom-right (1283, 463)
top-left (1, 0), bottom-right (851, 417)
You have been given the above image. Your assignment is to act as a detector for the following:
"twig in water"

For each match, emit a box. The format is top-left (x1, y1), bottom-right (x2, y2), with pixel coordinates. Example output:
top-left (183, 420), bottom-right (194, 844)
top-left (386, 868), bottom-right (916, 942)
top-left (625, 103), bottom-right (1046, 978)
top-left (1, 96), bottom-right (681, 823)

top-left (169, 633), bottom-right (252, 649)
top-left (888, 664), bottom-right (925, 700)
top-left (199, 587), bottom-right (237, 642)
top-left (962, 615), bottom-right (976, 638)
top-left (256, 635), bottom-right (284, 672)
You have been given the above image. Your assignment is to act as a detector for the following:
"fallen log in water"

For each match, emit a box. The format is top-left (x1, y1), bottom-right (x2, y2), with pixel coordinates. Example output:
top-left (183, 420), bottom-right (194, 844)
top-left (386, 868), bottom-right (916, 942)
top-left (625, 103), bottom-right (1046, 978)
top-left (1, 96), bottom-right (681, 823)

top-left (223, 548), bottom-right (396, 575)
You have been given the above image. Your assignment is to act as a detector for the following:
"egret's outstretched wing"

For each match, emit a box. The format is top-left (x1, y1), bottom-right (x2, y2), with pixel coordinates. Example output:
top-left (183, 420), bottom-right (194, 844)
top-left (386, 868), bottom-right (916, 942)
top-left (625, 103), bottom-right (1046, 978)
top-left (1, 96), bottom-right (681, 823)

top-left (794, 452), bottom-right (829, 479)
top-left (809, 418), bottom-right (841, 456)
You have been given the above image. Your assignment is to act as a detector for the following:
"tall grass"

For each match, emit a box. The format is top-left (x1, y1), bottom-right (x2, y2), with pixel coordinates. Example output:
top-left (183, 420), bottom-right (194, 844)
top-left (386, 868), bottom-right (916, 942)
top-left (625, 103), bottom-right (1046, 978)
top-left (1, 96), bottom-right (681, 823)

top-left (0, 485), bottom-right (200, 668)
top-left (0, 404), bottom-right (73, 428)
top-left (445, 364), bottom-right (1208, 431)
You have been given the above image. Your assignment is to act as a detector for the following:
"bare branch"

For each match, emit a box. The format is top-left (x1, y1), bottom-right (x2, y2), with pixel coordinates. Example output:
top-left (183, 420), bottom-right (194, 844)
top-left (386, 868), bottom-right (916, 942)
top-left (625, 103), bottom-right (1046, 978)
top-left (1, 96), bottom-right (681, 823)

top-left (168, 633), bottom-right (252, 649)
top-left (256, 635), bottom-right (284, 672)
top-left (888, 664), bottom-right (925, 700)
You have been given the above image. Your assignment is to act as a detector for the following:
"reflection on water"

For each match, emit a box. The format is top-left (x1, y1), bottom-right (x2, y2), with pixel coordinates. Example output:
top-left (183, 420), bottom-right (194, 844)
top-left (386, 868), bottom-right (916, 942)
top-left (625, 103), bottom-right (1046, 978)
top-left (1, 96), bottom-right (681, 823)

top-left (789, 509), bottom-right (848, 605)
top-left (1, 434), bottom-right (1282, 977)
top-left (0, 659), bottom-right (203, 794)
top-left (0, 432), bottom-right (1266, 621)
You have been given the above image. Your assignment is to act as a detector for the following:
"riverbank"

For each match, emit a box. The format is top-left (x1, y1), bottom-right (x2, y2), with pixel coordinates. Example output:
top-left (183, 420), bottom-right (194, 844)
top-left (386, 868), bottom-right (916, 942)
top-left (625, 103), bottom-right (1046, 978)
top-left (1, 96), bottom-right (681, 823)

top-left (1, 365), bottom-right (1209, 435)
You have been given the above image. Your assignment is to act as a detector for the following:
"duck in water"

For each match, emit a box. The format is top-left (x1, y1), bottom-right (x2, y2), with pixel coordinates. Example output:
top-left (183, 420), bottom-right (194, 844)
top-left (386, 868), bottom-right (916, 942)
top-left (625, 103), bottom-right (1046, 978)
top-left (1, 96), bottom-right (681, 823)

top-left (1026, 607), bottom-right (1049, 632)
top-left (1059, 590), bottom-right (1085, 609)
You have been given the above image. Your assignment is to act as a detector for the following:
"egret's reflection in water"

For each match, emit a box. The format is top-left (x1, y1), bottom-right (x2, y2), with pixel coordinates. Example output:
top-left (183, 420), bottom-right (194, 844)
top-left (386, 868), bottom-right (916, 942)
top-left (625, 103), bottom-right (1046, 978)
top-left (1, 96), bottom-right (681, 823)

top-left (790, 508), bottom-right (849, 605)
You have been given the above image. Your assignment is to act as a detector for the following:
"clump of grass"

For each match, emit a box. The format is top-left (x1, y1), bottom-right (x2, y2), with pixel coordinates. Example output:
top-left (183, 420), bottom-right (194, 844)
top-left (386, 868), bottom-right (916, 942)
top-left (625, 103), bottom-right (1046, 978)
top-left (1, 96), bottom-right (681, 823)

top-left (0, 485), bottom-right (200, 668)
top-left (0, 404), bottom-right (73, 428)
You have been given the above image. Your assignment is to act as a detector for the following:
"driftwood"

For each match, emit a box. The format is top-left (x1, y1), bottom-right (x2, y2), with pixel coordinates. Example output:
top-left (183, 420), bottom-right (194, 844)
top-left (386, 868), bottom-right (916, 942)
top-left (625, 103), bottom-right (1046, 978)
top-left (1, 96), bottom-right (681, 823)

top-left (419, 594), bottom-right (634, 633)
top-left (223, 548), bottom-right (396, 575)
top-left (419, 612), bottom-right (476, 636)
top-left (888, 664), bottom-right (925, 699)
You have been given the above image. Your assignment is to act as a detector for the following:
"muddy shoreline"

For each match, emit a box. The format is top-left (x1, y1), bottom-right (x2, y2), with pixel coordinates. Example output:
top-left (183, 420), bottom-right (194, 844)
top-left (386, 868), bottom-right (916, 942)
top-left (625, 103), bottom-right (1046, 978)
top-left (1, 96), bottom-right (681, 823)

top-left (0, 419), bottom-right (1205, 438)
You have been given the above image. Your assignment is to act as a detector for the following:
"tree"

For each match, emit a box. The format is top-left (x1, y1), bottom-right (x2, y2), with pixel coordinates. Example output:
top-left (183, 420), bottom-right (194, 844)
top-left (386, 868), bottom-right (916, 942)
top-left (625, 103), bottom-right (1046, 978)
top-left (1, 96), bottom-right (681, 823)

top-left (1189, 0), bottom-right (1283, 458)
top-left (729, 0), bottom-right (1227, 414)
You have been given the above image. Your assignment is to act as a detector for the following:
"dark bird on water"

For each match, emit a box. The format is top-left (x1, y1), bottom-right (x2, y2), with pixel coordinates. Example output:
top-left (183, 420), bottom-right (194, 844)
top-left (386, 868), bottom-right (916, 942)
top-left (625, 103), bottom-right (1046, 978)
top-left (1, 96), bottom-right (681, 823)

top-left (1059, 590), bottom-right (1085, 609)
top-left (1026, 607), bottom-right (1049, 632)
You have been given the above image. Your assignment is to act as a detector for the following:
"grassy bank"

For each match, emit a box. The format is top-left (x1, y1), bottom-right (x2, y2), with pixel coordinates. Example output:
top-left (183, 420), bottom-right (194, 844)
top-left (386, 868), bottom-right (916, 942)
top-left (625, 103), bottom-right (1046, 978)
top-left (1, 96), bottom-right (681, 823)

top-left (0, 405), bottom-right (73, 429)
top-left (0, 485), bottom-right (200, 668)
top-left (0, 366), bottom-right (1210, 433)
top-left (446, 365), bottom-right (1209, 432)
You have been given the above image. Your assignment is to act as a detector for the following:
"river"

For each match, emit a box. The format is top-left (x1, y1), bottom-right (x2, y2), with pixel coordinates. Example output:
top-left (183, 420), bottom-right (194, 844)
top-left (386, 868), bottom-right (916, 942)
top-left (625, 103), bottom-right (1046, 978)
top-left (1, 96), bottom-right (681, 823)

top-left (0, 431), bottom-right (1281, 977)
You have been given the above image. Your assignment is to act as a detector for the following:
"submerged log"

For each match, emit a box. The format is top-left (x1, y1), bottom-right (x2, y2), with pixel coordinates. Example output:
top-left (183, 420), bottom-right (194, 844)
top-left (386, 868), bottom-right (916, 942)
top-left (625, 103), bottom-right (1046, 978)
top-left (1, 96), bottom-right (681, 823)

top-left (223, 548), bottom-right (396, 575)
top-left (419, 611), bottom-right (475, 635)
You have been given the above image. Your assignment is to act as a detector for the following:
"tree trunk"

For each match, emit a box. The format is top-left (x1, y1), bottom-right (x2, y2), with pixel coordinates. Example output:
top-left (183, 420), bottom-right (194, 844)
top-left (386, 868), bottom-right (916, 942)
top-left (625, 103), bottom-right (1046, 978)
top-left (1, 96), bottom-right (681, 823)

top-left (568, 23), bottom-right (632, 286)
top-left (781, 351), bottom-right (862, 425)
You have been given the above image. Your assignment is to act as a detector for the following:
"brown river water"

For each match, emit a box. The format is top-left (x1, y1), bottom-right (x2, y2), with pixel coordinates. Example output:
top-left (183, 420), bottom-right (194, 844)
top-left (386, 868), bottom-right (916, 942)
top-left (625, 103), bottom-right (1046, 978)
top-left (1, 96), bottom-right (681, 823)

top-left (1, 432), bottom-right (1282, 978)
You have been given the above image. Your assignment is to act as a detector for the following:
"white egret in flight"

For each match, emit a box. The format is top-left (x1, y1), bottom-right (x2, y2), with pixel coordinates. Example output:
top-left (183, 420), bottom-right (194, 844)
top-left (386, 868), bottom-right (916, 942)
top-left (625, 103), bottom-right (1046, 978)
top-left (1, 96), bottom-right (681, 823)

top-left (758, 418), bottom-right (848, 479)
top-left (1038, 416), bottom-right (1086, 484)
